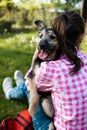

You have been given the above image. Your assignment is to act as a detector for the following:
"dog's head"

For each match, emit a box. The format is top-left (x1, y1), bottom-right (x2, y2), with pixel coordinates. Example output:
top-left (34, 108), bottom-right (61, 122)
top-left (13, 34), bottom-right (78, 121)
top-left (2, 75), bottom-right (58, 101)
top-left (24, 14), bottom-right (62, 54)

top-left (35, 20), bottom-right (59, 61)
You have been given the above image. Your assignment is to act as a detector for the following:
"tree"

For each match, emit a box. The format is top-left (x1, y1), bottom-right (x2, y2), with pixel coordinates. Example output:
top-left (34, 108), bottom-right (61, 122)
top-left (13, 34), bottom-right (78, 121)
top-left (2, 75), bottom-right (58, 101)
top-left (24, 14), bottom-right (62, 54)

top-left (81, 0), bottom-right (87, 22)
top-left (0, 0), bottom-right (15, 33)
top-left (81, 0), bottom-right (87, 32)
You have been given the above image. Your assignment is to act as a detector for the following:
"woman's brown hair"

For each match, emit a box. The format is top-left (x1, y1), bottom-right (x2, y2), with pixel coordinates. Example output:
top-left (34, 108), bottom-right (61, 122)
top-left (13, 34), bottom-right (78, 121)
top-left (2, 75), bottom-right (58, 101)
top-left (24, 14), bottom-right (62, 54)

top-left (52, 10), bottom-right (85, 74)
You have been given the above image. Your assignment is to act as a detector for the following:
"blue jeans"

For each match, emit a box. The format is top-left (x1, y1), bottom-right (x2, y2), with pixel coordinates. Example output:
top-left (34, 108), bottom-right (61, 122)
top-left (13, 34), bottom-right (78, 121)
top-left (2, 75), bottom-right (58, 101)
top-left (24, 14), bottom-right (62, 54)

top-left (9, 82), bottom-right (52, 130)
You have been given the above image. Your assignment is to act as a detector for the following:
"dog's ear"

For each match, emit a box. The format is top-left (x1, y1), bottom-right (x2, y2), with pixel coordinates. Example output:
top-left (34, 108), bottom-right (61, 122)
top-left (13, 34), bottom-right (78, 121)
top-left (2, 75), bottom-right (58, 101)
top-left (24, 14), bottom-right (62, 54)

top-left (34, 20), bottom-right (47, 31)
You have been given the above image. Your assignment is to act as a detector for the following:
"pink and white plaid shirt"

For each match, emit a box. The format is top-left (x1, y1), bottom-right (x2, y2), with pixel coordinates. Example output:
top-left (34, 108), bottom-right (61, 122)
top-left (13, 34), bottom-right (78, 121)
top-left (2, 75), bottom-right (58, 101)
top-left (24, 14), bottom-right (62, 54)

top-left (35, 49), bottom-right (87, 130)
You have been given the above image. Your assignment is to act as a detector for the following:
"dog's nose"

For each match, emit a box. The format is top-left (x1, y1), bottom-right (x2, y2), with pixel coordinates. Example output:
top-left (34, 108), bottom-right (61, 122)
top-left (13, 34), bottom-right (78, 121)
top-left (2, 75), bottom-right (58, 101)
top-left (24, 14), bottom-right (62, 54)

top-left (39, 39), bottom-right (48, 50)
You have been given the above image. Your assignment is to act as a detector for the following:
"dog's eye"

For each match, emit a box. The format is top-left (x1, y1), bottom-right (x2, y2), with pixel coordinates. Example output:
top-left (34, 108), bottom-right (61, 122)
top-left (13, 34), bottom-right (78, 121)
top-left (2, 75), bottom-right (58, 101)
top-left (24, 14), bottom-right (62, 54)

top-left (39, 33), bottom-right (43, 38)
top-left (50, 34), bottom-right (56, 39)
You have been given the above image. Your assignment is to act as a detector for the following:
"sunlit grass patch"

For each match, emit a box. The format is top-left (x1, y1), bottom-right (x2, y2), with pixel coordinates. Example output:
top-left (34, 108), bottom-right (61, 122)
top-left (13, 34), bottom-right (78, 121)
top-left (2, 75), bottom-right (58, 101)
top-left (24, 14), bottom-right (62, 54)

top-left (81, 35), bottom-right (87, 53)
top-left (0, 30), bottom-right (37, 121)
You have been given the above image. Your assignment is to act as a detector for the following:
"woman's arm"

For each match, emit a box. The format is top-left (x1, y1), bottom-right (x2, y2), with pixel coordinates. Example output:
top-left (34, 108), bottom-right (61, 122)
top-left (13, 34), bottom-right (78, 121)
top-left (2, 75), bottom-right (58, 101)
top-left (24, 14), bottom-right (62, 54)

top-left (35, 62), bottom-right (54, 92)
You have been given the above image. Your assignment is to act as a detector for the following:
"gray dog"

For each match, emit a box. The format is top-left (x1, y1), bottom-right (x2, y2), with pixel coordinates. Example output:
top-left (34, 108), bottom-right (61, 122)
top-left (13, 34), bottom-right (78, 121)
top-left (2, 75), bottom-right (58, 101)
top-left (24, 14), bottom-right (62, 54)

top-left (27, 20), bottom-right (60, 130)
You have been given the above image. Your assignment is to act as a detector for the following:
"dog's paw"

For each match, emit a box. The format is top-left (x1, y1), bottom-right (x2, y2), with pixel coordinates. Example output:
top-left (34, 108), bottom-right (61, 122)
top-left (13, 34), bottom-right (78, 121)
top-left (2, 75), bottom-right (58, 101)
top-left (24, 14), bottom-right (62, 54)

top-left (48, 122), bottom-right (55, 130)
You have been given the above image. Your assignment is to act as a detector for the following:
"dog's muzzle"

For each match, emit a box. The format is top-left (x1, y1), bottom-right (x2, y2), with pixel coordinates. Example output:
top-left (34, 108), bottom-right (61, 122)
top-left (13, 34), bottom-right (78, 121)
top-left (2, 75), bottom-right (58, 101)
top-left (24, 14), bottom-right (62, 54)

top-left (39, 39), bottom-right (49, 50)
top-left (39, 39), bottom-right (55, 52)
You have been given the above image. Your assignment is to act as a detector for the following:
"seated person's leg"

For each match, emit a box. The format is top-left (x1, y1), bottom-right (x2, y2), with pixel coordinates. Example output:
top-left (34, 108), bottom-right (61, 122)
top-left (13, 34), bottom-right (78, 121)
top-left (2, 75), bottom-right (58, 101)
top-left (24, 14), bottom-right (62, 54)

top-left (2, 70), bottom-right (52, 130)
top-left (14, 70), bottom-right (24, 86)
top-left (14, 70), bottom-right (30, 100)
top-left (32, 101), bottom-right (52, 130)
top-left (2, 70), bottom-right (26, 100)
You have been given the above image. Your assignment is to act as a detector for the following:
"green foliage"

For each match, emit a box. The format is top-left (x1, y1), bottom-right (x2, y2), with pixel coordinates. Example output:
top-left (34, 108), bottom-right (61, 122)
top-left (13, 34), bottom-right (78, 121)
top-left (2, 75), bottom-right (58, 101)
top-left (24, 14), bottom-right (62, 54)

top-left (0, 0), bottom-right (14, 11)
top-left (65, 0), bottom-right (81, 7)
top-left (54, 0), bottom-right (82, 11)
top-left (0, 20), bottom-right (14, 33)
top-left (0, 0), bottom-right (83, 33)
top-left (0, 0), bottom-right (16, 33)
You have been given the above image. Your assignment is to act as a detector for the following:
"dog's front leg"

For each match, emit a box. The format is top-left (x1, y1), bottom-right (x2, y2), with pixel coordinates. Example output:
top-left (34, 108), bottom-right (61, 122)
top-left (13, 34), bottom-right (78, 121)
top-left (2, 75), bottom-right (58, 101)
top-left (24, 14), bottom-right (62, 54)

top-left (42, 96), bottom-right (54, 118)
top-left (31, 48), bottom-right (39, 68)
top-left (28, 77), bottom-right (39, 117)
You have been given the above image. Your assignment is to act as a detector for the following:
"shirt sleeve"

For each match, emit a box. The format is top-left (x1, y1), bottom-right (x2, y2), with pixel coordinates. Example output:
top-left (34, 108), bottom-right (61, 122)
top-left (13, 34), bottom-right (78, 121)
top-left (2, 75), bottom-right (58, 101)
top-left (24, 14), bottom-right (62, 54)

top-left (35, 61), bottom-right (55, 92)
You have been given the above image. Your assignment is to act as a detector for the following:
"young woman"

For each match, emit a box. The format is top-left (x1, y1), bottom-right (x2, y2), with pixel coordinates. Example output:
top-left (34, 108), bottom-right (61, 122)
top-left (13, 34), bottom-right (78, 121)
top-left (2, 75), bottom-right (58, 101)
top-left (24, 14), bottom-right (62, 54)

top-left (35, 10), bottom-right (87, 129)
top-left (3, 10), bottom-right (86, 130)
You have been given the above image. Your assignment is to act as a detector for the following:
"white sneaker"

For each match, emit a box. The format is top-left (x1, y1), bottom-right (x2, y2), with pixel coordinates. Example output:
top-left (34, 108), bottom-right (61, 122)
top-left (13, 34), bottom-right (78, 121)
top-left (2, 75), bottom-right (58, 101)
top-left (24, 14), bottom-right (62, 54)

top-left (14, 70), bottom-right (24, 86)
top-left (2, 77), bottom-right (13, 99)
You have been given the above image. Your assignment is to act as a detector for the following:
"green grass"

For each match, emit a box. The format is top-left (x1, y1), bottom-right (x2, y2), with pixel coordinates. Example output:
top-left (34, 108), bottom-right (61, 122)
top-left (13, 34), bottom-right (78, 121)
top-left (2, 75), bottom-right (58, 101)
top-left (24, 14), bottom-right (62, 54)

top-left (81, 35), bottom-right (87, 53)
top-left (0, 30), bottom-right (37, 121)
top-left (0, 31), bottom-right (87, 122)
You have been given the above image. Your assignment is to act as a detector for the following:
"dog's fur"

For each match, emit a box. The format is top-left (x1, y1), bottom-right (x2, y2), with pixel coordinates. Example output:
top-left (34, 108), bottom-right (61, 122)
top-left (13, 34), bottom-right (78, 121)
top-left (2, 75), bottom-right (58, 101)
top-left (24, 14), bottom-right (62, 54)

top-left (27, 20), bottom-right (60, 129)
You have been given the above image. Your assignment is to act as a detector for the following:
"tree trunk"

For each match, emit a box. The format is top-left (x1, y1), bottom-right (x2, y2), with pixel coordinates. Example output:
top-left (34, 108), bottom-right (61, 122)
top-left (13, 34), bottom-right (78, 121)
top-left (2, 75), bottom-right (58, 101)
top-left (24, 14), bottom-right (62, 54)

top-left (81, 0), bottom-right (87, 33)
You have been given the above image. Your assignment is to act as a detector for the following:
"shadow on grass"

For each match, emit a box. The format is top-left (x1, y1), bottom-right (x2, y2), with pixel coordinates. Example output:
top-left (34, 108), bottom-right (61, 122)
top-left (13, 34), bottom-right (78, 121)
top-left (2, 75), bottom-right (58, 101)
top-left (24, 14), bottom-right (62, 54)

top-left (0, 28), bottom-right (36, 39)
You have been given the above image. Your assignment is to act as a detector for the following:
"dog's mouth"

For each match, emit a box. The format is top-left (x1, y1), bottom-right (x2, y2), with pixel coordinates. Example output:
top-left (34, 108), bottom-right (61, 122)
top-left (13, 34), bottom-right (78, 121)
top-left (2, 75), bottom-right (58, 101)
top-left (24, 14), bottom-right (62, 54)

top-left (38, 40), bottom-right (57, 60)
top-left (38, 42), bottom-right (55, 60)
top-left (39, 49), bottom-right (48, 60)
top-left (38, 45), bottom-right (56, 60)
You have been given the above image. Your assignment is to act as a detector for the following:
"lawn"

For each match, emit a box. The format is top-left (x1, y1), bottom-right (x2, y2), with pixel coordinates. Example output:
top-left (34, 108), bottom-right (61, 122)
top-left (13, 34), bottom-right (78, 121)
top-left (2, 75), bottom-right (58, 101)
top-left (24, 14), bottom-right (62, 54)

top-left (0, 30), bottom-right (87, 122)
top-left (0, 29), bottom-right (37, 121)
